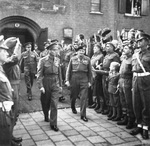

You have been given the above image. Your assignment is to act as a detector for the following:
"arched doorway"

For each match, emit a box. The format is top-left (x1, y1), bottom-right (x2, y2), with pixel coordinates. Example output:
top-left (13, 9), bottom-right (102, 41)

top-left (0, 16), bottom-right (48, 51)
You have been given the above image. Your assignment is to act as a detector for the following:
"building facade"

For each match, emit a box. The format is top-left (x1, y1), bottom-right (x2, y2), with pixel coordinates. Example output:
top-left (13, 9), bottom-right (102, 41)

top-left (0, 0), bottom-right (149, 49)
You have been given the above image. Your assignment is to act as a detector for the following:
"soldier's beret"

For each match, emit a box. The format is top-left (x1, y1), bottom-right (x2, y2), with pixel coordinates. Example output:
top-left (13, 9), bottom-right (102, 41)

top-left (136, 33), bottom-right (150, 42)
top-left (4, 37), bottom-right (17, 49)
top-left (46, 42), bottom-right (58, 50)
top-left (102, 28), bottom-right (111, 37)
top-left (51, 39), bottom-right (59, 43)
top-left (75, 46), bottom-right (85, 52)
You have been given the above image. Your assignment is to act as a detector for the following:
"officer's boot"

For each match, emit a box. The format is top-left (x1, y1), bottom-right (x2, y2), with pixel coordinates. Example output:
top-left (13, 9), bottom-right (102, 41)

top-left (112, 107), bottom-right (122, 121)
top-left (126, 117), bottom-right (135, 129)
top-left (117, 115), bottom-right (128, 125)
top-left (108, 107), bottom-right (116, 120)
top-left (107, 106), bottom-right (113, 118)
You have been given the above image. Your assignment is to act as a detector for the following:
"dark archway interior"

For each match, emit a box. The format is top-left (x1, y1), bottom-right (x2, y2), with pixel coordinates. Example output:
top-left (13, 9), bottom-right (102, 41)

top-left (1, 28), bottom-right (34, 50)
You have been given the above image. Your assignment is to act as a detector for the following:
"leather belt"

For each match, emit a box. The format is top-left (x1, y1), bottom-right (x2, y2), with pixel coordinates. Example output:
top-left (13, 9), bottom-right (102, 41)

top-left (133, 72), bottom-right (150, 77)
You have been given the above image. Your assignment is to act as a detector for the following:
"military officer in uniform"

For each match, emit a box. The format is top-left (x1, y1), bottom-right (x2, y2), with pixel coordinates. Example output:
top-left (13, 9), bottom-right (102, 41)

top-left (130, 33), bottom-right (150, 139)
top-left (0, 41), bottom-right (21, 146)
top-left (3, 37), bottom-right (23, 144)
top-left (65, 45), bottom-right (92, 122)
top-left (20, 42), bottom-right (38, 100)
top-left (37, 42), bottom-right (62, 132)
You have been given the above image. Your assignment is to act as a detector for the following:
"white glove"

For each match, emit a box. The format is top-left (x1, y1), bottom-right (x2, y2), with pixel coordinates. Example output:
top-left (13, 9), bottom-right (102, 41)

top-left (65, 81), bottom-right (70, 87)
top-left (40, 87), bottom-right (45, 94)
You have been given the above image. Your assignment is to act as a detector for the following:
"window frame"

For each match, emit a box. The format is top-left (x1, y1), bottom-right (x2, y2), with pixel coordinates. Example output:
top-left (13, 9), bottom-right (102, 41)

top-left (118, 0), bottom-right (149, 17)
top-left (90, 0), bottom-right (102, 13)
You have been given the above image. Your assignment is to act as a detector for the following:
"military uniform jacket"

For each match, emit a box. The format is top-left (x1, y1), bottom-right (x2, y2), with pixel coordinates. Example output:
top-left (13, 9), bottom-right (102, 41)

top-left (66, 55), bottom-right (92, 83)
top-left (132, 49), bottom-right (150, 73)
top-left (102, 52), bottom-right (120, 71)
top-left (37, 53), bottom-right (62, 89)
top-left (21, 50), bottom-right (38, 74)
top-left (0, 66), bottom-right (13, 102)
top-left (119, 56), bottom-right (132, 78)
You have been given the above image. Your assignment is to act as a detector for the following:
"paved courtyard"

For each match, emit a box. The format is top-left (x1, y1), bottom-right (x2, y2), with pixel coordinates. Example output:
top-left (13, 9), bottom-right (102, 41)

top-left (14, 108), bottom-right (150, 146)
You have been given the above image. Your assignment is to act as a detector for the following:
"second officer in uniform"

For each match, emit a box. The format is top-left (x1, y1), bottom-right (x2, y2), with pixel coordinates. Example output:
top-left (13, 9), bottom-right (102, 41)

top-left (66, 45), bottom-right (92, 122)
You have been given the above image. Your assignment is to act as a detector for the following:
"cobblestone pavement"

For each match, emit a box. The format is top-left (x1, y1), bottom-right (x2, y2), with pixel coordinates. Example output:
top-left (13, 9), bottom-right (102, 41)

top-left (14, 108), bottom-right (150, 146)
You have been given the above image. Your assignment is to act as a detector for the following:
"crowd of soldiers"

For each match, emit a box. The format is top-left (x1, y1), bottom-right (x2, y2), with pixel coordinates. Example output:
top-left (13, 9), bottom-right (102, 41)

top-left (64, 28), bottom-right (150, 140)
top-left (0, 27), bottom-right (150, 146)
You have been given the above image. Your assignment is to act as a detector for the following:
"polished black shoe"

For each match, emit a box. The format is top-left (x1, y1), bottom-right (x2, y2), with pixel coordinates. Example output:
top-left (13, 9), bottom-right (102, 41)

top-left (130, 127), bottom-right (142, 135)
top-left (12, 136), bottom-right (22, 143)
top-left (126, 122), bottom-right (135, 129)
top-left (44, 117), bottom-right (50, 122)
top-left (11, 141), bottom-right (22, 146)
top-left (108, 115), bottom-right (116, 120)
top-left (50, 125), bottom-right (59, 132)
top-left (81, 116), bottom-right (88, 122)
top-left (142, 129), bottom-right (149, 140)
top-left (72, 109), bottom-right (77, 114)
top-left (117, 117), bottom-right (128, 125)
top-left (112, 116), bottom-right (121, 122)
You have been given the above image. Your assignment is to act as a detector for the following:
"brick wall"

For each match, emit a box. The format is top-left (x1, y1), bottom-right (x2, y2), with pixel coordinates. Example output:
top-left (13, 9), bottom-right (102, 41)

top-left (0, 0), bottom-right (149, 41)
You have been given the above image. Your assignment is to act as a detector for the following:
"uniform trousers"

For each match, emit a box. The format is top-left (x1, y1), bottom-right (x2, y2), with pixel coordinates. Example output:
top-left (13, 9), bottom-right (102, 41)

top-left (132, 75), bottom-right (150, 126)
top-left (11, 83), bottom-right (20, 127)
top-left (70, 72), bottom-right (89, 117)
top-left (119, 78), bottom-right (135, 121)
top-left (24, 71), bottom-right (35, 96)
top-left (41, 75), bottom-right (61, 126)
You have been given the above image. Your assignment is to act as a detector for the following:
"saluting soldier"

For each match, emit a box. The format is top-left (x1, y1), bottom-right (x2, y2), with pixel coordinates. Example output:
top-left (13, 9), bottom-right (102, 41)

top-left (130, 33), bottom-right (150, 139)
top-left (20, 42), bottom-right (38, 100)
top-left (37, 42), bottom-right (62, 132)
top-left (3, 37), bottom-right (23, 144)
top-left (0, 41), bottom-right (21, 146)
top-left (65, 45), bottom-right (92, 122)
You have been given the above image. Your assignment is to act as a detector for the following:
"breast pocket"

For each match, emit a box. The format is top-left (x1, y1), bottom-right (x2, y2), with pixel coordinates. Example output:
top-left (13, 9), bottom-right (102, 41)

top-left (44, 64), bottom-right (53, 74)
top-left (142, 57), bottom-right (150, 69)
top-left (72, 61), bottom-right (79, 70)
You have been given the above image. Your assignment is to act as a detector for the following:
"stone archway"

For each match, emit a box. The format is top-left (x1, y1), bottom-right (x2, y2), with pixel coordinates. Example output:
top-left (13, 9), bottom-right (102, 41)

top-left (0, 16), bottom-right (48, 50)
